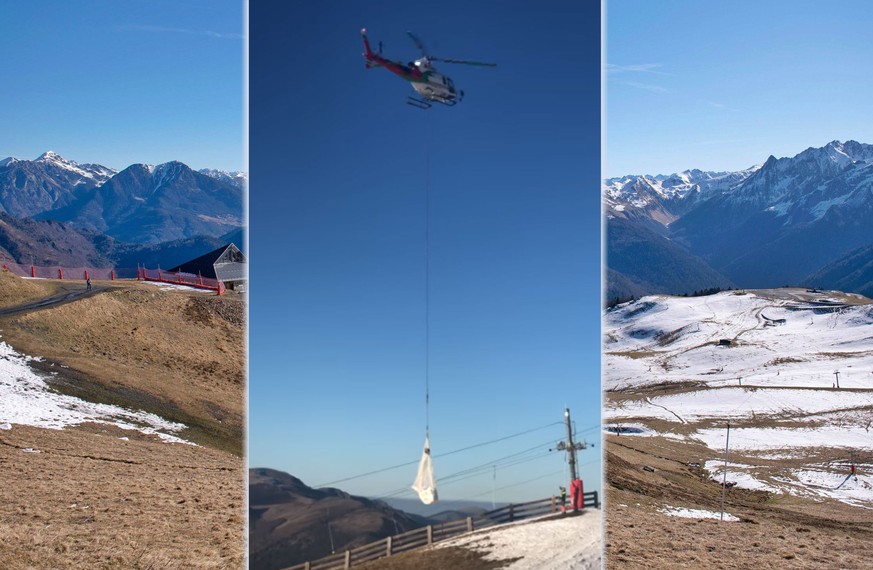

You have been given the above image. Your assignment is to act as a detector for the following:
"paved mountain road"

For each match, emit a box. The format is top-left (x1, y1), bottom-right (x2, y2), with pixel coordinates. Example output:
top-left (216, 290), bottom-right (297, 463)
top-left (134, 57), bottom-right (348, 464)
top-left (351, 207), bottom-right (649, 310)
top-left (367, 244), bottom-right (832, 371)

top-left (0, 284), bottom-right (109, 317)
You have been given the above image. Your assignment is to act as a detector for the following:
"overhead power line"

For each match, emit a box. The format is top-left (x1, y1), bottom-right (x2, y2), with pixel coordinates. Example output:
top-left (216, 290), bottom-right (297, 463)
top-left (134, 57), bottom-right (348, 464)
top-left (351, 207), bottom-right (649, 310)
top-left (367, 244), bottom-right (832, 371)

top-left (315, 421), bottom-right (563, 487)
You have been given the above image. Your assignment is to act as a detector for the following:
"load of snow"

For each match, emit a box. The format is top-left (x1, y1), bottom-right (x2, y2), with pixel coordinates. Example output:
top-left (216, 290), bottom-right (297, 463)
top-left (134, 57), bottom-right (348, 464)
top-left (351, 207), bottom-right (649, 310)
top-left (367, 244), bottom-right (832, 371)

top-left (411, 436), bottom-right (438, 505)
top-left (438, 511), bottom-right (601, 570)
top-left (659, 506), bottom-right (739, 521)
top-left (0, 341), bottom-right (192, 444)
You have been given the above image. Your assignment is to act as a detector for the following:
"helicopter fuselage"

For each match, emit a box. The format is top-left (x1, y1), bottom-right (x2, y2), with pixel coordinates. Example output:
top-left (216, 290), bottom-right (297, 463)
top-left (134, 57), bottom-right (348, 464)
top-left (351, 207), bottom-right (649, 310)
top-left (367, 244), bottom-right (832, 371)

top-left (409, 64), bottom-right (462, 105)
top-left (361, 30), bottom-right (464, 106)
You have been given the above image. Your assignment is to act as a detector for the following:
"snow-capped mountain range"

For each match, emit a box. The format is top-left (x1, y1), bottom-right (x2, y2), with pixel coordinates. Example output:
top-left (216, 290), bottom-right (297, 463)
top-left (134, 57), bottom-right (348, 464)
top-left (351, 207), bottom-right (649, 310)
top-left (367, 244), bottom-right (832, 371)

top-left (0, 151), bottom-right (118, 218)
top-left (198, 168), bottom-right (247, 190)
top-left (606, 141), bottom-right (873, 299)
top-left (605, 166), bottom-right (760, 225)
top-left (0, 151), bottom-right (244, 245)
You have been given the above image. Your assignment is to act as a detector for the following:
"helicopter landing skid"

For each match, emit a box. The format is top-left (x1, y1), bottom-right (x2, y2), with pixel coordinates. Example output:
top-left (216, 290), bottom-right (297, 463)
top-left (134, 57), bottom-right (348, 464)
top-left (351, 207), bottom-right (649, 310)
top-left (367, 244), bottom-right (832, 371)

top-left (406, 96), bottom-right (432, 110)
top-left (407, 96), bottom-right (460, 110)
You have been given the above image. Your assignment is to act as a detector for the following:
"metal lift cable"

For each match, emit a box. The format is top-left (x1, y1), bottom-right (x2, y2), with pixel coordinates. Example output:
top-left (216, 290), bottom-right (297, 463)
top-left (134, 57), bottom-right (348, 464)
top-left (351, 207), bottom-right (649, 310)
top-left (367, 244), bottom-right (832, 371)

top-left (425, 109), bottom-right (431, 437)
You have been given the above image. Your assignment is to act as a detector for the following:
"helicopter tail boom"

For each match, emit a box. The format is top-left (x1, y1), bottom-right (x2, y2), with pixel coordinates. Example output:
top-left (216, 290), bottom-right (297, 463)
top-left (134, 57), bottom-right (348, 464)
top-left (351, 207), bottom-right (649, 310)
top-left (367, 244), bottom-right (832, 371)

top-left (361, 28), bottom-right (377, 67)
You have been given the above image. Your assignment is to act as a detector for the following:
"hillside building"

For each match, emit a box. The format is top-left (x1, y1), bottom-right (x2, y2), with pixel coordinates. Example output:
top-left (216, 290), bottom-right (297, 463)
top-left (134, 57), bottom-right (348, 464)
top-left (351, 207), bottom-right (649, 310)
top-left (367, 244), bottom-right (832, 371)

top-left (169, 243), bottom-right (247, 291)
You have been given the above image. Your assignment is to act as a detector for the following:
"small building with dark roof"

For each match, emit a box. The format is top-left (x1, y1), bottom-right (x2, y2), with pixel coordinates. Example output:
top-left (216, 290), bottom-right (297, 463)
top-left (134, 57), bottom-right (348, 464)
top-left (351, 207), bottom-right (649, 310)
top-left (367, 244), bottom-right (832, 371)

top-left (169, 243), bottom-right (247, 291)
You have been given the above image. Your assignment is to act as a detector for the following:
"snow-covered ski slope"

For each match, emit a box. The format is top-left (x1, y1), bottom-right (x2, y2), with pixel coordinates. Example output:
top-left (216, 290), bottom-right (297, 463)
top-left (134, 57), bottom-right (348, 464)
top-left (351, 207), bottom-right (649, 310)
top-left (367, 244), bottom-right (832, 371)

top-left (605, 289), bottom-right (873, 507)
top-left (438, 510), bottom-right (601, 570)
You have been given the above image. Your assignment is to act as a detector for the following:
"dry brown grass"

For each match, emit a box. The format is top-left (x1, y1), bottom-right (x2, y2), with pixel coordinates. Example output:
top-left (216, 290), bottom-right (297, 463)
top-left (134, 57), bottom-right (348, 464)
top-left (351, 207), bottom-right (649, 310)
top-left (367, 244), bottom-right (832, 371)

top-left (2, 280), bottom-right (244, 452)
top-left (605, 435), bottom-right (873, 569)
top-left (0, 425), bottom-right (244, 569)
top-left (354, 545), bottom-right (519, 570)
top-left (0, 274), bottom-right (245, 568)
top-left (0, 269), bottom-right (58, 307)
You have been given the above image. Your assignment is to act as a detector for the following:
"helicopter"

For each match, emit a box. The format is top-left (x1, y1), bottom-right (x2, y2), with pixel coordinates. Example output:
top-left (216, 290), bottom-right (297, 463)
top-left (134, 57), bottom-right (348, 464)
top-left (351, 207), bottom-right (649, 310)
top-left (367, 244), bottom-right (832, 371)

top-left (361, 28), bottom-right (496, 109)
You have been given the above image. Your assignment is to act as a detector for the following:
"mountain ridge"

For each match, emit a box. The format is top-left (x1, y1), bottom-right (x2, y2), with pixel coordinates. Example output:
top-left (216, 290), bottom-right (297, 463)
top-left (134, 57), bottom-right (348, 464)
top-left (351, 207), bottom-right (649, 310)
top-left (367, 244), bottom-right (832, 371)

top-left (0, 151), bottom-right (244, 245)
top-left (606, 140), bottom-right (873, 297)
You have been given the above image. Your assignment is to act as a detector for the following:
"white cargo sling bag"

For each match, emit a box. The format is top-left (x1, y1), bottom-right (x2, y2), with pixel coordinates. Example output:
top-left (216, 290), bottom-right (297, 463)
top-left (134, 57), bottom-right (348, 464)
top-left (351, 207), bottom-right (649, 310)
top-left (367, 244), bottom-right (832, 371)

top-left (412, 436), bottom-right (438, 505)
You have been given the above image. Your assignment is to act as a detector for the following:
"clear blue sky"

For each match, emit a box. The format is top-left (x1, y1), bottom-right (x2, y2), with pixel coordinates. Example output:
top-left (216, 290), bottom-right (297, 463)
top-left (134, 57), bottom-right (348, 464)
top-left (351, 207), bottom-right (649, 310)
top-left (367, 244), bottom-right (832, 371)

top-left (248, 0), bottom-right (601, 506)
top-left (0, 1), bottom-right (243, 171)
top-left (606, 0), bottom-right (873, 178)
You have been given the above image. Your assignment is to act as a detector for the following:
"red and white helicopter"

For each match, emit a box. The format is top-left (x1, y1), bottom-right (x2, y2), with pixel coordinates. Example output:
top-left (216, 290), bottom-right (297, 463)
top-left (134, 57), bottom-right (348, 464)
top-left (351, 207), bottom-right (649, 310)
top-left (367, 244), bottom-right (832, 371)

top-left (361, 29), bottom-right (496, 109)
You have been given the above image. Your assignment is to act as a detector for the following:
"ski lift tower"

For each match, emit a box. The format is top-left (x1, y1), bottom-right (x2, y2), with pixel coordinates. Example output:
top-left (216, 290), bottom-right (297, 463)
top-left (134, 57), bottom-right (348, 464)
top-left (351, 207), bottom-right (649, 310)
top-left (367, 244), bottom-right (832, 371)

top-left (556, 408), bottom-right (589, 511)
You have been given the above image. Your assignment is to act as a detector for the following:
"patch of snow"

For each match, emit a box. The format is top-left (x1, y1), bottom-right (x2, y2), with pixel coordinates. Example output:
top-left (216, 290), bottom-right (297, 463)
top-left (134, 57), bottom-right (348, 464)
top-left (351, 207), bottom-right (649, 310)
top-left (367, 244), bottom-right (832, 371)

top-left (810, 193), bottom-right (852, 219)
top-left (142, 281), bottom-right (213, 294)
top-left (703, 460), bottom-right (783, 494)
top-left (438, 511), bottom-right (601, 570)
top-left (659, 506), bottom-right (739, 521)
top-left (693, 425), bottom-right (873, 453)
top-left (151, 161), bottom-right (185, 194)
top-left (0, 341), bottom-right (194, 445)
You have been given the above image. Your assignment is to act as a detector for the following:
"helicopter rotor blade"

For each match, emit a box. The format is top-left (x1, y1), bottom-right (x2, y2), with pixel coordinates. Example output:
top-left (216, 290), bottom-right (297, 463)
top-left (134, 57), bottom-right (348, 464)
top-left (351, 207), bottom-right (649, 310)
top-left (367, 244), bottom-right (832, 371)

top-left (407, 31), bottom-right (429, 57)
top-left (431, 57), bottom-right (497, 67)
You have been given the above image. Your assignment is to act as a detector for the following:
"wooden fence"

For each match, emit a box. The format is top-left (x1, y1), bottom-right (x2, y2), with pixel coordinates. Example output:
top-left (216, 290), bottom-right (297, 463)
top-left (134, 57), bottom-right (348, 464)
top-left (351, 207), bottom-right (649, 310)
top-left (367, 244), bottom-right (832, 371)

top-left (282, 491), bottom-right (599, 570)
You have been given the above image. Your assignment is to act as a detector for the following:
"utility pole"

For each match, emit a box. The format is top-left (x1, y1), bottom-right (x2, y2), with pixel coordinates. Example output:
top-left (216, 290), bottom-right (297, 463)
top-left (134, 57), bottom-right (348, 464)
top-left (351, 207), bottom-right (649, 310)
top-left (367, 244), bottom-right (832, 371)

top-left (720, 422), bottom-right (730, 522)
top-left (556, 408), bottom-right (587, 480)
top-left (326, 509), bottom-right (336, 554)
top-left (492, 465), bottom-right (496, 509)
top-left (834, 370), bottom-right (841, 389)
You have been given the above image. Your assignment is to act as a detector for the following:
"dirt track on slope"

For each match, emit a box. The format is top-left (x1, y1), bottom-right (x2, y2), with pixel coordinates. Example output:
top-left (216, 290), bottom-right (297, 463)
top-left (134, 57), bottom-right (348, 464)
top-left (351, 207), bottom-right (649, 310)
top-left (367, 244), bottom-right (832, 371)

top-left (0, 271), bottom-right (245, 568)
top-left (605, 435), bottom-right (873, 569)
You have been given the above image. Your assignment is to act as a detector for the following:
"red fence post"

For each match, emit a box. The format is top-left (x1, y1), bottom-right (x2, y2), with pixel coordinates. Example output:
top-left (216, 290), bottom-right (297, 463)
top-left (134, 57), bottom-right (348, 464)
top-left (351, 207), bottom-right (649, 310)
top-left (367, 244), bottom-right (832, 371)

top-left (59, 267), bottom-right (63, 280)
top-left (111, 270), bottom-right (115, 281)
top-left (31, 265), bottom-right (35, 278)
top-left (84, 270), bottom-right (89, 281)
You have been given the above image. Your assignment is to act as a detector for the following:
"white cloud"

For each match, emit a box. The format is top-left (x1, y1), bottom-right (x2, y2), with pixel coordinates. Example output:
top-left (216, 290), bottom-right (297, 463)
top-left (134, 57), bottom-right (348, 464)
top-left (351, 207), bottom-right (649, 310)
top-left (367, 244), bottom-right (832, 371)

top-left (120, 25), bottom-right (242, 40)
top-left (606, 63), bottom-right (670, 75)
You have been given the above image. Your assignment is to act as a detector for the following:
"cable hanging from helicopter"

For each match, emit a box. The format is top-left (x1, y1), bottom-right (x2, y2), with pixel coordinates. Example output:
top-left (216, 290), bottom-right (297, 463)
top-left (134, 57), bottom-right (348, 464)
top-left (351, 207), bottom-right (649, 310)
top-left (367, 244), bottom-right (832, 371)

top-left (411, 106), bottom-right (437, 506)
top-left (360, 28), bottom-right (496, 109)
